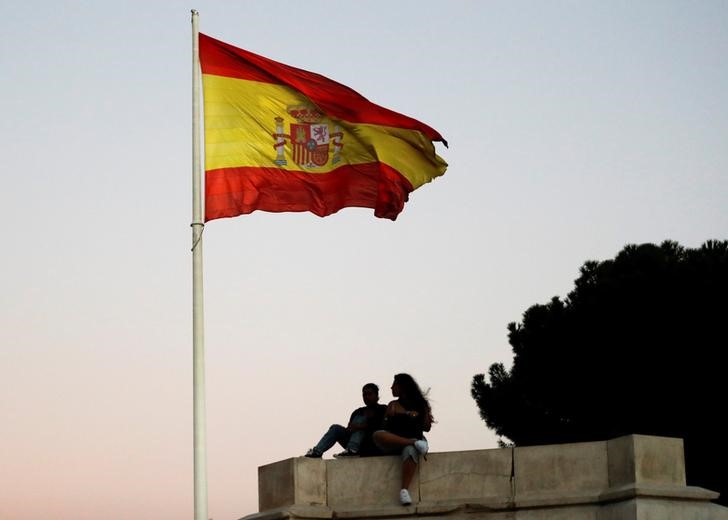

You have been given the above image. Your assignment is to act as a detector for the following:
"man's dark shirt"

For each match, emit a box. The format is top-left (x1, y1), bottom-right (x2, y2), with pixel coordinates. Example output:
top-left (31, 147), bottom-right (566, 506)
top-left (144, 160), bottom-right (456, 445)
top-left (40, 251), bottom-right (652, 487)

top-left (350, 404), bottom-right (387, 455)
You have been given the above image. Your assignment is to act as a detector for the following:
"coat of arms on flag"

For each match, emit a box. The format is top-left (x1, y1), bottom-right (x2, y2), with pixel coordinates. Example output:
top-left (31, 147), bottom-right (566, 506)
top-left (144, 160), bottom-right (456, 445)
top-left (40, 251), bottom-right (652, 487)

top-left (272, 105), bottom-right (344, 169)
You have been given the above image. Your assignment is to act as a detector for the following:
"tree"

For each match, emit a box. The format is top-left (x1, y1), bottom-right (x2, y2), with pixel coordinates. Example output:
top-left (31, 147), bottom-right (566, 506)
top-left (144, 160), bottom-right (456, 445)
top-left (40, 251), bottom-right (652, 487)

top-left (472, 240), bottom-right (728, 504)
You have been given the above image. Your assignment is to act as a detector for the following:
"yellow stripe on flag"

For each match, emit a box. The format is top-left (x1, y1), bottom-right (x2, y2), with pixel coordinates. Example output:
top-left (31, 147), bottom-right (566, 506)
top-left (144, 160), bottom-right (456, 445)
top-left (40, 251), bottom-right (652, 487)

top-left (203, 74), bottom-right (447, 189)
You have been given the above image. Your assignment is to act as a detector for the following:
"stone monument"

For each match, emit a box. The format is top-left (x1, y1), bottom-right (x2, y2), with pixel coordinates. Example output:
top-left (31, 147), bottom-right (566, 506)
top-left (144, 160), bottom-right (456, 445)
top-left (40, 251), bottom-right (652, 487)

top-left (241, 434), bottom-right (727, 520)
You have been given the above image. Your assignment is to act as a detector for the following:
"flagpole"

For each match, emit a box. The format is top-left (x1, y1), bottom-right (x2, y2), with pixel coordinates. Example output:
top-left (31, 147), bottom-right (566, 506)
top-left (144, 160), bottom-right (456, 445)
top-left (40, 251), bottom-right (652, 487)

top-left (191, 9), bottom-right (208, 520)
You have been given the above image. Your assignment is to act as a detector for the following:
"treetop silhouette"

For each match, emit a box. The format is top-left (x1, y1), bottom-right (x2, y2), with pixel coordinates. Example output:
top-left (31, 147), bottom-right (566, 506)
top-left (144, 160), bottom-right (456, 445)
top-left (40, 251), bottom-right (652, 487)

top-left (472, 240), bottom-right (728, 503)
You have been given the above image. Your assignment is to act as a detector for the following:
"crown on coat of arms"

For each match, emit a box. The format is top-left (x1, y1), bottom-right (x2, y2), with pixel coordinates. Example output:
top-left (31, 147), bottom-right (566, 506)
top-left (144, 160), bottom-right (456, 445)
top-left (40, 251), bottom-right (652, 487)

top-left (287, 105), bottom-right (324, 123)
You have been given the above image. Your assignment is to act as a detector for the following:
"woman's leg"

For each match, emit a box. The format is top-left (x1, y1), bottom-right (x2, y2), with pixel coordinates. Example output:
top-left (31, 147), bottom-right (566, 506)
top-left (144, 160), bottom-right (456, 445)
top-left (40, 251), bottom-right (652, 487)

top-left (401, 457), bottom-right (417, 489)
top-left (372, 430), bottom-right (415, 449)
top-left (373, 432), bottom-right (421, 499)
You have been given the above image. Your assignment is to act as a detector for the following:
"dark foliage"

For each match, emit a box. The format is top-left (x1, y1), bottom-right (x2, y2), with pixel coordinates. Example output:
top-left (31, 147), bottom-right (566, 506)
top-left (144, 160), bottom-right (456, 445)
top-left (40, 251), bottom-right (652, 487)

top-left (471, 240), bottom-right (728, 503)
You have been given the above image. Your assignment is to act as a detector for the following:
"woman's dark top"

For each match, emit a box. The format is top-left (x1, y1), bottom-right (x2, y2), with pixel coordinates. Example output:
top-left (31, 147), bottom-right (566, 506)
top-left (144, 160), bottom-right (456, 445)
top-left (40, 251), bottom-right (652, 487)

top-left (383, 411), bottom-right (426, 440)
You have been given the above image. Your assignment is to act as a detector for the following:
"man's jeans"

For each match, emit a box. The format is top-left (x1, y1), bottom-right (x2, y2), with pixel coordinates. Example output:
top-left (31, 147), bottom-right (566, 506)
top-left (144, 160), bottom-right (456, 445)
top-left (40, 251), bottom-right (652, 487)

top-left (313, 414), bottom-right (367, 455)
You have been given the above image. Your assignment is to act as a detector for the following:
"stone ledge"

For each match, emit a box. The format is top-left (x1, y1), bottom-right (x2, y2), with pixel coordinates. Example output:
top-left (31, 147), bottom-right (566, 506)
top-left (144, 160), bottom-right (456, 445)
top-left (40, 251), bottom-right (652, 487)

top-left (600, 483), bottom-right (720, 503)
top-left (242, 507), bottom-right (293, 520)
top-left (333, 506), bottom-right (418, 519)
top-left (514, 491), bottom-right (603, 509)
top-left (242, 435), bottom-right (727, 520)
top-left (418, 499), bottom-right (515, 512)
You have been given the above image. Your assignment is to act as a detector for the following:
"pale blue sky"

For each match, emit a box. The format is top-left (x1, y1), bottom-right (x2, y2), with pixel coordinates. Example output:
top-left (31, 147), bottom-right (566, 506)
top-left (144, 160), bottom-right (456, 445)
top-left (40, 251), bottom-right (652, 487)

top-left (1, 1), bottom-right (727, 519)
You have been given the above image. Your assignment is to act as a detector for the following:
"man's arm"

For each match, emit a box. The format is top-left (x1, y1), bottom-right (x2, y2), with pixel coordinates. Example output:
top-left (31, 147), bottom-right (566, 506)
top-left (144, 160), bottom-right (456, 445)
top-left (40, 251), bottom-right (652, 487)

top-left (346, 408), bottom-right (368, 431)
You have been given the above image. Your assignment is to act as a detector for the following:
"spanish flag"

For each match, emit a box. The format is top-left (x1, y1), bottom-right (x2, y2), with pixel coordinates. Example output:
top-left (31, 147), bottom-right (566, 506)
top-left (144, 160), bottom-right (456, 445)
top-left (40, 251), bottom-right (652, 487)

top-left (199, 34), bottom-right (447, 222)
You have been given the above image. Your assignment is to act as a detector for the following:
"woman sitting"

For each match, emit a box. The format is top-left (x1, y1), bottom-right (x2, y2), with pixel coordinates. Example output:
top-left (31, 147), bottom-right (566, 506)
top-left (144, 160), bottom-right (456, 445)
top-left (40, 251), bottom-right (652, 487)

top-left (372, 373), bottom-right (433, 506)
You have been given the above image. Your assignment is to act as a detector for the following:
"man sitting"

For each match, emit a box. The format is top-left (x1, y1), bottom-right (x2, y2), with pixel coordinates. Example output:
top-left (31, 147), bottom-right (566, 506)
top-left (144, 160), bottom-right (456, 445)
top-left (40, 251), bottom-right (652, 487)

top-left (305, 383), bottom-right (386, 458)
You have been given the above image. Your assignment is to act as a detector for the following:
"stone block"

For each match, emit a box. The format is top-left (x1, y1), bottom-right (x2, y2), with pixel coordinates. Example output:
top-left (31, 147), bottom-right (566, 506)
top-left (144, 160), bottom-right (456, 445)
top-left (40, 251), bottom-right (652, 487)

top-left (419, 448), bottom-right (513, 503)
top-left (598, 495), bottom-right (728, 520)
top-left (607, 434), bottom-right (685, 488)
top-left (514, 441), bottom-right (608, 501)
top-left (515, 504), bottom-right (599, 520)
top-left (258, 457), bottom-right (326, 511)
top-left (634, 498), bottom-right (728, 520)
top-left (597, 499), bottom-right (636, 520)
top-left (326, 455), bottom-right (412, 509)
top-left (463, 512), bottom-right (516, 520)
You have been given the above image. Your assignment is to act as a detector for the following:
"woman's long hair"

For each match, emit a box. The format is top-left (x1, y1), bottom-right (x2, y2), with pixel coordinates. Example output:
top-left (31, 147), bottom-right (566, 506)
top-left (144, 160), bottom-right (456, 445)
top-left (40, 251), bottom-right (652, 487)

top-left (394, 373), bottom-right (432, 417)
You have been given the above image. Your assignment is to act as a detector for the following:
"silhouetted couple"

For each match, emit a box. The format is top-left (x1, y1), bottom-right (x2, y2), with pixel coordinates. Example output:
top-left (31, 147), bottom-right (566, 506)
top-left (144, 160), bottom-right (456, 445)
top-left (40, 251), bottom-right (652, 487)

top-left (304, 374), bottom-right (433, 506)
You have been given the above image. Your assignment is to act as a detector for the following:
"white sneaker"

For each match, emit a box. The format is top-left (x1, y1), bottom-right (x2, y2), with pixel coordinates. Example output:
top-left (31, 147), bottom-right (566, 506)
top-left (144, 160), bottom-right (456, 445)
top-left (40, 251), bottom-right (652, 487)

top-left (333, 450), bottom-right (359, 458)
top-left (399, 488), bottom-right (412, 506)
top-left (414, 439), bottom-right (429, 456)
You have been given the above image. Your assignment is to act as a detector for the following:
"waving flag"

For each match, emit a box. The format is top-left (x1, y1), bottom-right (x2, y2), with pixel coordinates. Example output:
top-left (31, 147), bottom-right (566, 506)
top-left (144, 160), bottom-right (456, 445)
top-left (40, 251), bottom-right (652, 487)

top-left (199, 33), bottom-right (447, 221)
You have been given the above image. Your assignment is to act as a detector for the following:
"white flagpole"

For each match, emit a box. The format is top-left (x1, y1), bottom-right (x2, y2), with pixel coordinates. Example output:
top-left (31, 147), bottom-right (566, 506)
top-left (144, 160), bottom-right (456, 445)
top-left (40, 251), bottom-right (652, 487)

top-left (191, 9), bottom-right (208, 520)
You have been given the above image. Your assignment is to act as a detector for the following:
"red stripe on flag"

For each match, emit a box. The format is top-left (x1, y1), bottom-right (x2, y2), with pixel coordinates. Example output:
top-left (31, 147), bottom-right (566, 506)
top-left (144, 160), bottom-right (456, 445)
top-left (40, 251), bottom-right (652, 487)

top-left (199, 33), bottom-right (446, 146)
top-left (205, 163), bottom-right (414, 221)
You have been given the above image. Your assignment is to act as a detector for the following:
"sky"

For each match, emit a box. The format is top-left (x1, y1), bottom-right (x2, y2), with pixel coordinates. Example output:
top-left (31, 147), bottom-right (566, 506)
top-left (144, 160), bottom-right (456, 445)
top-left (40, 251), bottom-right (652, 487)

top-left (1, 1), bottom-right (726, 519)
